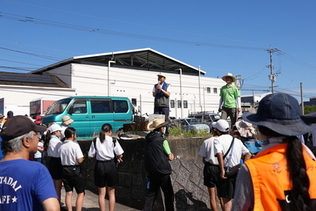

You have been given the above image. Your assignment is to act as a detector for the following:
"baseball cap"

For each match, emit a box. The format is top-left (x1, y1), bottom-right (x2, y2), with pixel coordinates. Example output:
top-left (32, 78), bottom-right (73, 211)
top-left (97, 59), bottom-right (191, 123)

top-left (1, 115), bottom-right (46, 140)
top-left (212, 119), bottom-right (230, 133)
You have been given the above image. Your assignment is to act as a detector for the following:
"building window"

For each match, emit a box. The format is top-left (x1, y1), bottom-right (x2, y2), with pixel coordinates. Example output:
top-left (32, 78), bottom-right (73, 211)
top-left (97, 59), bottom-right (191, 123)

top-left (206, 87), bottom-right (211, 93)
top-left (177, 100), bottom-right (182, 108)
top-left (131, 98), bottom-right (137, 106)
top-left (213, 88), bottom-right (218, 94)
top-left (170, 100), bottom-right (175, 108)
top-left (183, 100), bottom-right (188, 108)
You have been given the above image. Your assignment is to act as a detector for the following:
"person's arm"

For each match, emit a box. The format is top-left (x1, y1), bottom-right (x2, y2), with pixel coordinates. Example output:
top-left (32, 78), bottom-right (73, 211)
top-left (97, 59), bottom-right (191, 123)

top-left (216, 152), bottom-right (227, 179)
top-left (231, 164), bottom-right (254, 211)
top-left (236, 96), bottom-right (241, 112)
top-left (42, 197), bottom-right (60, 211)
top-left (163, 140), bottom-right (174, 160)
top-left (243, 152), bottom-right (252, 162)
top-left (87, 142), bottom-right (96, 159)
top-left (218, 97), bottom-right (223, 112)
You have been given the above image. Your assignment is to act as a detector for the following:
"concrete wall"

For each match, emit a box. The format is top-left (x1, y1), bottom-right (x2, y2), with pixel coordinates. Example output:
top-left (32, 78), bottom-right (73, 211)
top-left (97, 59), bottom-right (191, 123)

top-left (78, 137), bottom-right (211, 211)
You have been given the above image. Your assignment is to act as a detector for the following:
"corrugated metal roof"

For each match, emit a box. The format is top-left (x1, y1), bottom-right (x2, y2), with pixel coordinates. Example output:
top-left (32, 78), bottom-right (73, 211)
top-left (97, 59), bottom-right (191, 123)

top-left (0, 72), bottom-right (69, 88)
top-left (31, 48), bottom-right (206, 75)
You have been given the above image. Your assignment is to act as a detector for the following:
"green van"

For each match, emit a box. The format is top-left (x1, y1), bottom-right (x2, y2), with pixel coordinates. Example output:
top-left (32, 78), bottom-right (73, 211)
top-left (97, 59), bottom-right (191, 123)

top-left (42, 96), bottom-right (134, 139)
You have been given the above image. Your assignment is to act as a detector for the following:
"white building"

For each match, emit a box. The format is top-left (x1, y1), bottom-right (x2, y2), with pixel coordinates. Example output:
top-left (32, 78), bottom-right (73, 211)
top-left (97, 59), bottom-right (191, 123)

top-left (1, 48), bottom-right (226, 119)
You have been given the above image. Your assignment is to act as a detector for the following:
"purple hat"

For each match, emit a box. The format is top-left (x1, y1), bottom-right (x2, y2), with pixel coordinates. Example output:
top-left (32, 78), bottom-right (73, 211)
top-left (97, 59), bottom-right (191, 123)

top-left (243, 93), bottom-right (311, 136)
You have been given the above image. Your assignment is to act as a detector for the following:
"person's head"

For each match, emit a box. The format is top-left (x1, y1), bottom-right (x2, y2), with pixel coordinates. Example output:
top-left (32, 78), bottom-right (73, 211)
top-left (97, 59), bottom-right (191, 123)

top-left (62, 115), bottom-right (74, 126)
top-left (243, 93), bottom-right (310, 138)
top-left (0, 113), bottom-right (4, 120)
top-left (222, 73), bottom-right (236, 85)
top-left (7, 111), bottom-right (13, 119)
top-left (64, 127), bottom-right (76, 140)
top-left (147, 118), bottom-right (169, 134)
top-left (99, 123), bottom-right (112, 142)
top-left (243, 93), bottom-right (312, 209)
top-left (48, 123), bottom-right (62, 137)
top-left (1, 115), bottom-right (46, 155)
top-left (157, 73), bottom-right (166, 83)
top-left (212, 119), bottom-right (230, 135)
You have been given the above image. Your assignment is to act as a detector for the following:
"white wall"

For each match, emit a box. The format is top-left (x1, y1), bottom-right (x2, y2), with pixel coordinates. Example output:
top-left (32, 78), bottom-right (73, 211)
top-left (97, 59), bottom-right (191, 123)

top-left (0, 85), bottom-right (75, 116)
top-left (67, 63), bottom-right (225, 119)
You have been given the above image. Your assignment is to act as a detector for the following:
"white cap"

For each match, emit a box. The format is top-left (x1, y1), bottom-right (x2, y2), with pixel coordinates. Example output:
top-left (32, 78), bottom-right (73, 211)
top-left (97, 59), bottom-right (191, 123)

top-left (212, 119), bottom-right (230, 133)
top-left (48, 123), bottom-right (62, 133)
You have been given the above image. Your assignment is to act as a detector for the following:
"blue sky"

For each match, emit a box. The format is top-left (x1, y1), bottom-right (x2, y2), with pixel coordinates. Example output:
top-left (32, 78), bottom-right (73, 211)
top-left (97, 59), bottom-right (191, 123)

top-left (1, 0), bottom-right (315, 100)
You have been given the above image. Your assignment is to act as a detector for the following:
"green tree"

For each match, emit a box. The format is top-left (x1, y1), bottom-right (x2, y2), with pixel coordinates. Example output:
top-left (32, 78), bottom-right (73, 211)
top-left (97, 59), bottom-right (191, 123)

top-left (304, 105), bottom-right (316, 114)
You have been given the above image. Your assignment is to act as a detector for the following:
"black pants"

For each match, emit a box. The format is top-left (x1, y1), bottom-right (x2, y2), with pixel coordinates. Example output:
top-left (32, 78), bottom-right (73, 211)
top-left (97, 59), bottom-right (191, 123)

top-left (142, 173), bottom-right (174, 211)
top-left (221, 107), bottom-right (237, 127)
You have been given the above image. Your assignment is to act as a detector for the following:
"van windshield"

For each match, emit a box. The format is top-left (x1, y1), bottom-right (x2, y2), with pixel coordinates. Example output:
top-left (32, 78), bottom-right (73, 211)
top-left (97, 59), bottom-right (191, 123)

top-left (45, 98), bottom-right (71, 115)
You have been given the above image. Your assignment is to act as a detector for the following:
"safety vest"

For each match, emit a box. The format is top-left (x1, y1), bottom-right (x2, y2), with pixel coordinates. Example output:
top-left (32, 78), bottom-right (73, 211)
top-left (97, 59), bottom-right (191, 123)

top-left (245, 143), bottom-right (316, 211)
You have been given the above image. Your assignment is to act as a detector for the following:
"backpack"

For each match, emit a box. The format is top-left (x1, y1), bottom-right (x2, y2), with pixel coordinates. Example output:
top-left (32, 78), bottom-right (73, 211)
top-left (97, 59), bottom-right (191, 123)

top-left (243, 139), bottom-right (263, 155)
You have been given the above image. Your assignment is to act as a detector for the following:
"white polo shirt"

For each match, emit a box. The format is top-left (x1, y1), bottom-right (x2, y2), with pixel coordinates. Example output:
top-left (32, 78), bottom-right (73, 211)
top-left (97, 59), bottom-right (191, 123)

top-left (88, 136), bottom-right (124, 161)
top-left (47, 135), bottom-right (62, 158)
top-left (214, 134), bottom-right (249, 167)
top-left (59, 140), bottom-right (84, 166)
top-left (199, 137), bottom-right (219, 165)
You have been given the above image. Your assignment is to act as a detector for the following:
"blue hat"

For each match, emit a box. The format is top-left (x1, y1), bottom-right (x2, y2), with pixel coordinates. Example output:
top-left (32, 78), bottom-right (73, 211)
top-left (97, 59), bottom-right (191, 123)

top-left (243, 93), bottom-right (311, 136)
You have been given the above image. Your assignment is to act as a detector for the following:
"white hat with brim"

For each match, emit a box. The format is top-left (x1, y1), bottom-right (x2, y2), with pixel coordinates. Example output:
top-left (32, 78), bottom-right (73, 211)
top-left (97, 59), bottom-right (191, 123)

top-left (222, 73), bottom-right (236, 82)
top-left (157, 73), bottom-right (166, 78)
top-left (235, 120), bottom-right (256, 138)
top-left (147, 118), bottom-right (169, 131)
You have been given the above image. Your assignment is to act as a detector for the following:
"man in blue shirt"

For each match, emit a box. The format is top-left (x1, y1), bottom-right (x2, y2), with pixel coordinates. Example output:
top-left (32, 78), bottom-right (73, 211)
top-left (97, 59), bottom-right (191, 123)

top-left (0, 115), bottom-right (60, 211)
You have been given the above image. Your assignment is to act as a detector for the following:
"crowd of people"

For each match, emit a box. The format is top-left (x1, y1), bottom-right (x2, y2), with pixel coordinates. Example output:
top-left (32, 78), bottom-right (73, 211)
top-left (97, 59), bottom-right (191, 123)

top-left (0, 72), bottom-right (315, 211)
top-left (0, 112), bottom-right (125, 211)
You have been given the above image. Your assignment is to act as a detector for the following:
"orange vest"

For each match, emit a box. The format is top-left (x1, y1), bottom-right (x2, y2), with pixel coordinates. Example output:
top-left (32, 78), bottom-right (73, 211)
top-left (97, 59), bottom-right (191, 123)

top-left (245, 143), bottom-right (316, 211)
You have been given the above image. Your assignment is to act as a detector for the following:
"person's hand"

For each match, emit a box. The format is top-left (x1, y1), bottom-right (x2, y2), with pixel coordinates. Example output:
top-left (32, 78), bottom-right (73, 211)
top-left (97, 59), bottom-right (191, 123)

top-left (168, 153), bottom-right (174, 161)
top-left (220, 169), bottom-right (227, 180)
top-left (237, 107), bottom-right (241, 113)
top-left (156, 84), bottom-right (162, 90)
top-left (117, 155), bottom-right (123, 163)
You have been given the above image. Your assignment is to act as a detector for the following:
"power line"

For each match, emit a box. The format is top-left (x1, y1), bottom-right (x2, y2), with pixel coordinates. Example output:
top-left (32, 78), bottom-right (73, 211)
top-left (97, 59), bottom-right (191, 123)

top-left (0, 12), bottom-right (267, 51)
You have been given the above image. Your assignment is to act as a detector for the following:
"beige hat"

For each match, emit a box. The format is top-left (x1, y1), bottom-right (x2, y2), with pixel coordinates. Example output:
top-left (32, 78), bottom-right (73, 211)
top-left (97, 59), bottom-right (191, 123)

top-left (157, 72), bottom-right (166, 78)
top-left (62, 115), bottom-right (74, 126)
top-left (235, 119), bottom-right (256, 138)
top-left (147, 118), bottom-right (169, 130)
top-left (222, 73), bottom-right (236, 82)
top-left (0, 113), bottom-right (4, 119)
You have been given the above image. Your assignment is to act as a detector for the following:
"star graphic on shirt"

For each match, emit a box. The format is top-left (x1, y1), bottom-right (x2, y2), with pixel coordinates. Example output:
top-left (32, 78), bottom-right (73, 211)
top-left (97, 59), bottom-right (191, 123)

top-left (12, 196), bottom-right (18, 203)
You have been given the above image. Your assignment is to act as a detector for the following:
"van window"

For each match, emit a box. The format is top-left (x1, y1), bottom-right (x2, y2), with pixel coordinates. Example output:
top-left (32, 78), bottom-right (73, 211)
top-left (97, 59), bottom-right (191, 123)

top-left (46, 98), bottom-right (71, 115)
top-left (113, 100), bottom-right (128, 113)
top-left (70, 100), bottom-right (87, 114)
top-left (91, 99), bottom-right (111, 113)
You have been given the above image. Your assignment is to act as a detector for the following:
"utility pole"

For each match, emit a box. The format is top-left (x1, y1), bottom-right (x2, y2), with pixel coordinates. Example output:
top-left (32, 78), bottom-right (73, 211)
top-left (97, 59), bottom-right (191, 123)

top-left (266, 48), bottom-right (280, 93)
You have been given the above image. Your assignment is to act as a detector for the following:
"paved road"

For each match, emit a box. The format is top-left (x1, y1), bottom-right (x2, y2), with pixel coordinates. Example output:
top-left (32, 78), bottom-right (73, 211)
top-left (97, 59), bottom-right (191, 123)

top-left (61, 187), bottom-right (139, 211)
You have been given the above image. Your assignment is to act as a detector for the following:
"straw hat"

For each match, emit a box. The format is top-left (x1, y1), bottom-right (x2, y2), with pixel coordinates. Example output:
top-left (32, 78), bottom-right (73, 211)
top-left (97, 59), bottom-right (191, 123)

top-left (222, 73), bottom-right (236, 82)
top-left (157, 72), bottom-right (166, 78)
top-left (62, 115), bottom-right (74, 126)
top-left (147, 118), bottom-right (169, 130)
